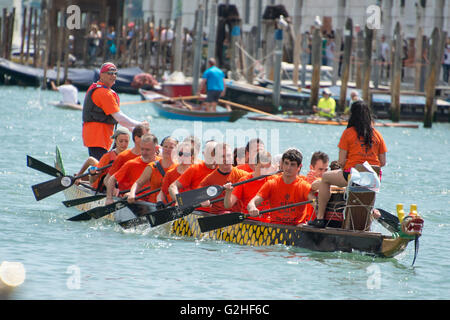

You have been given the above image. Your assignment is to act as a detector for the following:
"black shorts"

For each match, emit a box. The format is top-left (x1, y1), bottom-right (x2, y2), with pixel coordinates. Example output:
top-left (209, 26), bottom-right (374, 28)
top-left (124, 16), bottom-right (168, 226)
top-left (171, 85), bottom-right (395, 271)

top-left (343, 170), bottom-right (350, 181)
top-left (88, 147), bottom-right (108, 161)
top-left (206, 90), bottom-right (222, 103)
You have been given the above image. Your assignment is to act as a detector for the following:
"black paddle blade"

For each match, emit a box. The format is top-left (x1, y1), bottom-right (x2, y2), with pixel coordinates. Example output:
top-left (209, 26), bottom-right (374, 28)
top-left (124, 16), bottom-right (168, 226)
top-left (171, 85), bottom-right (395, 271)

top-left (67, 200), bottom-right (127, 221)
top-left (126, 201), bottom-right (155, 216)
top-left (27, 155), bottom-right (63, 177)
top-left (176, 185), bottom-right (223, 209)
top-left (31, 177), bottom-right (67, 201)
top-left (62, 194), bottom-right (106, 207)
top-left (376, 208), bottom-right (400, 232)
top-left (198, 212), bottom-right (246, 233)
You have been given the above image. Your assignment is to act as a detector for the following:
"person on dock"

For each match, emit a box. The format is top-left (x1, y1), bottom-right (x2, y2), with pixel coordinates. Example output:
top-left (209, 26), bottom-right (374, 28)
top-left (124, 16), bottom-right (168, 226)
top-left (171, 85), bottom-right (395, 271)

top-left (102, 124), bottom-right (149, 187)
top-left (224, 150), bottom-right (273, 214)
top-left (312, 88), bottom-right (336, 119)
top-left (308, 100), bottom-right (387, 228)
top-left (344, 90), bottom-right (360, 115)
top-left (199, 58), bottom-right (226, 112)
top-left (247, 148), bottom-right (317, 226)
top-left (443, 39), bottom-right (450, 84)
top-left (50, 79), bottom-right (79, 105)
top-left (82, 62), bottom-right (148, 161)
top-left (105, 133), bottom-right (158, 205)
top-left (198, 143), bottom-right (249, 214)
top-left (236, 138), bottom-right (266, 173)
top-left (168, 140), bottom-right (217, 203)
top-left (127, 137), bottom-right (178, 204)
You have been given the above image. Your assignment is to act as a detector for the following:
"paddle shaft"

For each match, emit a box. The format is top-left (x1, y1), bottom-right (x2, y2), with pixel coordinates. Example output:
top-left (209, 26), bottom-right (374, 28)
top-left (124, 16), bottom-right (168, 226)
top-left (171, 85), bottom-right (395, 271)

top-left (74, 163), bottom-right (113, 180)
top-left (121, 95), bottom-right (201, 106)
top-left (218, 98), bottom-right (285, 120)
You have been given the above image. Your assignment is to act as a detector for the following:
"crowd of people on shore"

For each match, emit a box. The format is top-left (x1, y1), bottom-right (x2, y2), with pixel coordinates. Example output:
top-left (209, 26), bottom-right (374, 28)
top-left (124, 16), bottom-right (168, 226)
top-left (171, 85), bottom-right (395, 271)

top-left (75, 61), bottom-right (387, 229)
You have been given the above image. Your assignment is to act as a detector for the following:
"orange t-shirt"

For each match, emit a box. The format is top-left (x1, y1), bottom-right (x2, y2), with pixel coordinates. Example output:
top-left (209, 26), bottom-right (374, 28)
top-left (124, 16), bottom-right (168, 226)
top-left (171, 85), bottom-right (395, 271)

top-left (338, 127), bottom-right (388, 171)
top-left (82, 83), bottom-right (120, 150)
top-left (199, 167), bottom-right (248, 214)
top-left (236, 163), bottom-right (252, 173)
top-left (232, 173), bottom-right (270, 213)
top-left (257, 175), bottom-right (312, 225)
top-left (113, 157), bottom-right (149, 191)
top-left (91, 150), bottom-right (118, 190)
top-left (161, 165), bottom-right (188, 204)
top-left (108, 149), bottom-right (139, 177)
top-left (176, 161), bottom-right (215, 190)
top-left (145, 161), bottom-right (176, 203)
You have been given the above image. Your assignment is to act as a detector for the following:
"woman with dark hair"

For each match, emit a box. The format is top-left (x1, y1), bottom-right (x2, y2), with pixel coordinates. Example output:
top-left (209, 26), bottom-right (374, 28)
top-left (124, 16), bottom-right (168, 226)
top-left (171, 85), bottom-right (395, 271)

top-left (308, 101), bottom-right (388, 228)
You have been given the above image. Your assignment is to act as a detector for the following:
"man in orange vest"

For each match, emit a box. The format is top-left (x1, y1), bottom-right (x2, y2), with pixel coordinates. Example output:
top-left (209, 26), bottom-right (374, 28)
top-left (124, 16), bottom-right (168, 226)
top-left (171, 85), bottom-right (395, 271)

top-left (82, 62), bottom-right (148, 160)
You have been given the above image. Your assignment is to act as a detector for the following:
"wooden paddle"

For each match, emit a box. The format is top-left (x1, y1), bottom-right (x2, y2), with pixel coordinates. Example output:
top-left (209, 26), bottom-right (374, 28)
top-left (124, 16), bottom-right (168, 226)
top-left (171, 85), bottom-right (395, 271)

top-left (375, 208), bottom-right (400, 233)
top-left (197, 199), bottom-right (314, 233)
top-left (218, 98), bottom-right (285, 120)
top-left (31, 163), bottom-right (113, 201)
top-left (67, 188), bottom-right (161, 221)
top-left (121, 95), bottom-right (201, 106)
top-left (176, 170), bottom-right (281, 210)
top-left (62, 185), bottom-right (152, 207)
top-left (121, 197), bottom-right (225, 229)
top-left (27, 155), bottom-right (64, 177)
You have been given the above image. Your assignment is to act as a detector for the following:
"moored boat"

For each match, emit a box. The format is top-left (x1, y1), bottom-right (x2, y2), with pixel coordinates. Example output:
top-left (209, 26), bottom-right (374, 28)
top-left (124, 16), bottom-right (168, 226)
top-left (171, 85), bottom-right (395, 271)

top-left (247, 115), bottom-right (420, 128)
top-left (139, 89), bottom-right (246, 122)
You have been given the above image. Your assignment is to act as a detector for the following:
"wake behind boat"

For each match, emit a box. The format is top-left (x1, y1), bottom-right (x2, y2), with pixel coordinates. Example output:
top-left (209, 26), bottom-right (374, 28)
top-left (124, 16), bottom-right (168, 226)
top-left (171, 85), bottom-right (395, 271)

top-left (49, 101), bottom-right (82, 111)
top-left (139, 89), bottom-right (247, 122)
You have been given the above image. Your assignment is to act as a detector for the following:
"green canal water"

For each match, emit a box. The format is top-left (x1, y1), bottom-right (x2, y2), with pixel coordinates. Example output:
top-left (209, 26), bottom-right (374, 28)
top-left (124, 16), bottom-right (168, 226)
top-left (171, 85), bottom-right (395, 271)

top-left (0, 85), bottom-right (449, 300)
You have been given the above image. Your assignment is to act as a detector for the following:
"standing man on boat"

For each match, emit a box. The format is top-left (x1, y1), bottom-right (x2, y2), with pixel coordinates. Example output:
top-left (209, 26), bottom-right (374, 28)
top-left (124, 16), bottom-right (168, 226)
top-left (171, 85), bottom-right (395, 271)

top-left (82, 62), bottom-right (148, 161)
top-left (199, 58), bottom-right (226, 112)
top-left (312, 88), bottom-right (336, 119)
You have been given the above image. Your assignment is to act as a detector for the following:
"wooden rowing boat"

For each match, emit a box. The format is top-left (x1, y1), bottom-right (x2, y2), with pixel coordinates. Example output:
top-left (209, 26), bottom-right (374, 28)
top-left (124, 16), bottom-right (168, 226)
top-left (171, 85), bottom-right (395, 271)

top-left (49, 101), bottom-right (82, 111)
top-left (139, 89), bottom-right (246, 122)
top-left (247, 115), bottom-right (420, 128)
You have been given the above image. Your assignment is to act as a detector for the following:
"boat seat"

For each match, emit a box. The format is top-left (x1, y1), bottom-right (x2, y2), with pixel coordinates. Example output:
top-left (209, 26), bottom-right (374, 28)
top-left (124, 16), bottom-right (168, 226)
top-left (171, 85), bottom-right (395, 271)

top-left (342, 164), bottom-right (380, 231)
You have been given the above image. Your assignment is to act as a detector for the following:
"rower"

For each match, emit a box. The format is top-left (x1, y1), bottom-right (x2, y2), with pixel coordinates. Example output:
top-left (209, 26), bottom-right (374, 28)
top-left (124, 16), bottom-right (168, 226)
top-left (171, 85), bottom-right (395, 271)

top-left (236, 138), bottom-right (265, 173)
top-left (102, 124), bottom-right (149, 187)
top-left (168, 140), bottom-right (217, 203)
top-left (127, 137), bottom-right (178, 204)
top-left (198, 143), bottom-right (249, 214)
top-left (224, 151), bottom-right (273, 215)
top-left (247, 148), bottom-right (317, 225)
top-left (105, 134), bottom-right (158, 205)
top-left (158, 141), bottom-right (198, 205)
top-left (305, 151), bottom-right (330, 184)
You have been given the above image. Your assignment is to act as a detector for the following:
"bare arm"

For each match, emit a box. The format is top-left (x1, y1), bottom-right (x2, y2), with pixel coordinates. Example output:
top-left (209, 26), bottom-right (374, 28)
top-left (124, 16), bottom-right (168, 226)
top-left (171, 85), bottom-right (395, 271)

top-left (378, 153), bottom-right (386, 167)
top-left (105, 175), bottom-right (118, 205)
top-left (223, 182), bottom-right (237, 209)
top-left (247, 195), bottom-right (264, 217)
top-left (168, 180), bottom-right (184, 205)
top-left (337, 148), bottom-right (348, 169)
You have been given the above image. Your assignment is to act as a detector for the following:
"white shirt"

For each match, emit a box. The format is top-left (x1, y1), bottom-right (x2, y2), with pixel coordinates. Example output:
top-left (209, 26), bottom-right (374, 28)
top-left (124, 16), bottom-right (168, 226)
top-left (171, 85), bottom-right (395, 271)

top-left (444, 45), bottom-right (450, 65)
top-left (58, 84), bottom-right (78, 104)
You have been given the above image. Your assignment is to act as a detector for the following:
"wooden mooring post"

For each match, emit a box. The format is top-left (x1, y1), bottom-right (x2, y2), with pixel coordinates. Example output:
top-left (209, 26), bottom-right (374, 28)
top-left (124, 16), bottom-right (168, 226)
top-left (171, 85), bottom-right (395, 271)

top-left (309, 27), bottom-right (322, 109)
top-left (390, 22), bottom-right (402, 122)
top-left (338, 18), bottom-right (353, 113)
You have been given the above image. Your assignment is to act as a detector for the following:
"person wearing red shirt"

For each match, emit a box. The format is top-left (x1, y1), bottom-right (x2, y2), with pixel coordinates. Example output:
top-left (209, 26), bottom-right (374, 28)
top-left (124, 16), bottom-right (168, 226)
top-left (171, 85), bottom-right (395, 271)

top-left (168, 140), bottom-right (217, 203)
top-left (247, 148), bottom-right (317, 225)
top-left (224, 150), bottom-right (273, 214)
top-left (158, 142), bottom-right (197, 204)
top-left (304, 151), bottom-right (330, 221)
top-left (198, 143), bottom-right (248, 214)
top-left (310, 101), bottom-right (387, 228)
top-left (127, 137), bottom-right (178, 204)
top-left (105, 133), bottom-right (158, 204)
